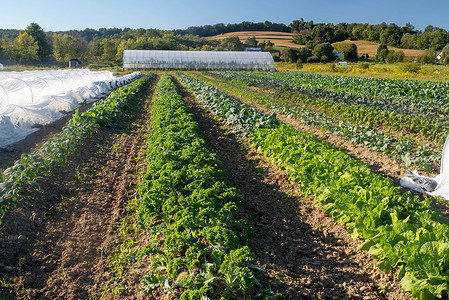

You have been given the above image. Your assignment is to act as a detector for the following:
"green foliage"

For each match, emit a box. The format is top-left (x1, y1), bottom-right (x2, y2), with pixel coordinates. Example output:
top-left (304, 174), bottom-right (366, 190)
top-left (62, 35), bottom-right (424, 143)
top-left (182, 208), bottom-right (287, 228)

top-left (418, 49), bottom-right (437, 64)
top-left (183, 70), bottom-right (449, 298)
top-left (176, 73), bottom-right (279, 137)
top-left (283, 48), bottom-right (299, 63)
top-left (290, 19), bottom-right (449, 53)
top-left (357, 61), bottom-right (370, 69)
top-left (221, 36), bottom-right (244, 51)
top-left (312, 42), bottom-right (334, 62)
top-left (214, 71), bottom-right (449, 147)
top-left (249, 123), bottom-right (449, 300)
top-left (207, 71), bottom-right (442, 172)
top-left (376, 44), bottom-right (389, 61)
top-left (25, 23), bottom-right (52, 61)
top-left (333, 41), bottom-right (358, 62)
top-left (137, 74), bottom-right (256, 298)
top-left (439, 44), bottom-right (449, 65)
top-left (258, 40), bottom-right (274, 51)
top-left (11, 32), bottom-right (39, 63)
top-left (398, 63), bottom-right (422, 74)
top-left (53, 33), bottom-right (88, 62)
top-left (244, 36), bottom-right (258, 48)
top-left (386, 50), bottom-right (405, 63)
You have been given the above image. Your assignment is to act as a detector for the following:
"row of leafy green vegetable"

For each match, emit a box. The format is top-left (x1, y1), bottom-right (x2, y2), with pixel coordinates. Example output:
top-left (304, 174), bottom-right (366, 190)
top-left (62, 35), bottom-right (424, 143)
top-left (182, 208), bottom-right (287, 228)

top-left (175, 73), bottom-right (278, 137)
top-left (136, 74), bottom-right (262, 299)
top-left (178, 73), bottom-right (449, 300)
top-left (0, 73), bottom-right (153, 224)
top-left (274, 72), bottom-right (449, 114)
top-left (218, 71), bottom-right (449, 115)
top-left (213, 71), bottom-right (449, 146)
top-left (190, 72), bottom-right (440, 173)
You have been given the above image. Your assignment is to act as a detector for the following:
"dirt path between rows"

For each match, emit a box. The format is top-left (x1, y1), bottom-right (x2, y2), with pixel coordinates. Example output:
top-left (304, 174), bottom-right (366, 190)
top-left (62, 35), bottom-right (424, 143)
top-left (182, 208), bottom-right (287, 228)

top-left (0, 78), bottom-right (157, 299)
top-left (173, 76), bottom-right (413, 299)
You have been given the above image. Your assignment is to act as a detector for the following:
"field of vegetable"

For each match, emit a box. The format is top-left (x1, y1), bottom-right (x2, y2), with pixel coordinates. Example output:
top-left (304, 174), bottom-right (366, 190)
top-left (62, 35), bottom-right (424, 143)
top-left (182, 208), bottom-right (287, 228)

top-left (203, 71), bottom-right (448, 173)
top-left (1, 70), bottom-right (449, 300)
top-left (177, 72), bottom-right (449, 299)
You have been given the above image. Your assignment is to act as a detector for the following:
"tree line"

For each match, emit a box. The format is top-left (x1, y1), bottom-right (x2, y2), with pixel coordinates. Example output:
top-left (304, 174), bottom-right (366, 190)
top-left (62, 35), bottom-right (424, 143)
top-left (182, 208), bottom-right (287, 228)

top-left (289, 19), bottom-right (449, 51)
top-left (0, 20), bottom-right (448, 66)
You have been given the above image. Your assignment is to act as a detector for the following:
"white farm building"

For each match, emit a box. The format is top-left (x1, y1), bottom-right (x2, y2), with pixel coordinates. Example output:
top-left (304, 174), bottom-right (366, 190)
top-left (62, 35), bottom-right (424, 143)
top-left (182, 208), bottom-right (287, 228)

top-left (122, 50), bottom-right (275, 71)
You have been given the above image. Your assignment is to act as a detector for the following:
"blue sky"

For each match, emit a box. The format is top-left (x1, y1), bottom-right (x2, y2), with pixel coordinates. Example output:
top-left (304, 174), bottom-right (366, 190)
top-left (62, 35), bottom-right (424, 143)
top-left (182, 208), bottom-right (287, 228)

top-left (1, 0), bottom-right (448, 32)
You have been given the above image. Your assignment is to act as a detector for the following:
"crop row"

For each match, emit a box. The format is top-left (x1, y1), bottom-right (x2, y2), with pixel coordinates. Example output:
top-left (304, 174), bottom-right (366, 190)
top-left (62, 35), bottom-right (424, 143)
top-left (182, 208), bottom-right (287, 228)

top-left (251, 124), bottom-right (449, 300)
top-left (180, 74), bottom-right (449, 300)
top-left (176, 73), bottom-right (279, 136)
top-left (136, 74), bottom-right (257, 299)
top-left (0, 73), bottom-right (153, 223)
top-left (214, 71), bottom-right (449, 145)
top-left (218, 71), bottom-right (449, 115)
top-left (191, 73), bottom-right (441, 173)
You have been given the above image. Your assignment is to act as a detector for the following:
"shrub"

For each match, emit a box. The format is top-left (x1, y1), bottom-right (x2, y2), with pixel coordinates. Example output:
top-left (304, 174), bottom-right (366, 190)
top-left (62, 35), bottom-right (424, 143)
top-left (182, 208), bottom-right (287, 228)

top-left (376, 44), bottom-right (389, 61)
top-left (418, 49), bottom-right (437, 64)
top-left (358, 62), bottom-right (370, 69)
top-left (398, 62), bottom-right (421, 73)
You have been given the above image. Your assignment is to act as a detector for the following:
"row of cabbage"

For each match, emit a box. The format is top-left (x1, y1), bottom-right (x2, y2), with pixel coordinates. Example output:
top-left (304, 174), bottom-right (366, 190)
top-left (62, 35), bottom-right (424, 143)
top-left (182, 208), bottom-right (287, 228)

top-left (217, 71), bottom-right (449, 114)
top-left (178, 73), bottom-right (449, 300)
top-left (192, 73), bottom-right (440, 173)
top-left (137, 74), bottom-right (259, 299)
top-left (214, 71), bottom-right (449, 146)
top-left (0, 73), bottom-right (153, 223)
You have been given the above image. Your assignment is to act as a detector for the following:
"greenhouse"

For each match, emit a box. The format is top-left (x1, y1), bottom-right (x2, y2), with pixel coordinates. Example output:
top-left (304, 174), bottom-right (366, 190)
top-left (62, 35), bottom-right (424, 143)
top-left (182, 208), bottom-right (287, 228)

top-left (122, 50), bottom-right (275, 71)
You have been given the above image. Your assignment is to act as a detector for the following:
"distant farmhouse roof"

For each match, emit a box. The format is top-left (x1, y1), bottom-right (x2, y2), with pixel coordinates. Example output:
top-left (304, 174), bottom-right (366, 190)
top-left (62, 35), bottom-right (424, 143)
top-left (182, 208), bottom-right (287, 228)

top-left (122, 50), bottom-right (275, 71)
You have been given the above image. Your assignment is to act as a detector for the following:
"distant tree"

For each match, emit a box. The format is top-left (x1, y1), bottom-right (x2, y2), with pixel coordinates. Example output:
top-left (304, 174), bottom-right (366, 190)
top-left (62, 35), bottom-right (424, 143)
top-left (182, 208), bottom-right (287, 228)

top-left (53, 34), bottom-right (87, 63)
top-left (305, 39), bottom-right (321, 51)
top-left (201, 44), bottom-right (212, 51)
top-left (439, 44), bottom-right (449, 64)
top-left (221, 36), bottom-right (244, 51)
top-left (333, 42), bottom-right (358, 61)
top-left (244, 36), bottom-right (258, 48)
top-left (115, 38), bottom-right (134, 62)
top-left (88, 40), bottom-right (103, 63)
top-left (312, 42), bottom-right (334, 62)
top-left (385, 50), bottom-right (404, 63)
top-left (258, 40), bottom-right (274, 51)
top-left (11, 32), bottom-right (39, 62)
top-left (297, 48), bottom-right (310, 63)
top-left (284, 48), bottom-right (299, 63)
top-left (102, 40), bottom-right (118, 62)
top-left (0, 39), bottom-right (5, 61)
top-left (430, 30), bottom-right (447, 50)
top-left (418, 49), bottom-right (437, 64)
top-left (416, 32), bottom-right (432, 50)
top-left (25, 23), bottom-right (52, 61)
top-left (376, 44), bottom-right (389, 61)
top-left (401, 33), bottom-right (417, 49)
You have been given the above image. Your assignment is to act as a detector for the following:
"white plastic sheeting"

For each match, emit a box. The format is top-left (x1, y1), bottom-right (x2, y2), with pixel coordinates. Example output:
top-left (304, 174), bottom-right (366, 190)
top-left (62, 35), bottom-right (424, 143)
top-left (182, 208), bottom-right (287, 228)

top-left (0, 70), bottom-right (142, 148)
top-left (400, 135), bottom-right (449, 200)
top-left (123, 50), bottom-right (275, 71)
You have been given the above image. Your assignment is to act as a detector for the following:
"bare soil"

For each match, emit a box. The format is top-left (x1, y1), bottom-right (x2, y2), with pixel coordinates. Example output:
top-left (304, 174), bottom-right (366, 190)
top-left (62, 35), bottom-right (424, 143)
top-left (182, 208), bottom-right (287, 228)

top-left (0, 79), bottom-right (157, 299)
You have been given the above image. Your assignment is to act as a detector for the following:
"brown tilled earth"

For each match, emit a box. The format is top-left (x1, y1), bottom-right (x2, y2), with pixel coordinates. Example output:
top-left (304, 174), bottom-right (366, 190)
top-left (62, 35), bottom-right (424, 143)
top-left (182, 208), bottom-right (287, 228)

top-left (0, 73), bottom-right (435, 299)
top-left (0, 79), bottom-right (157, 299)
